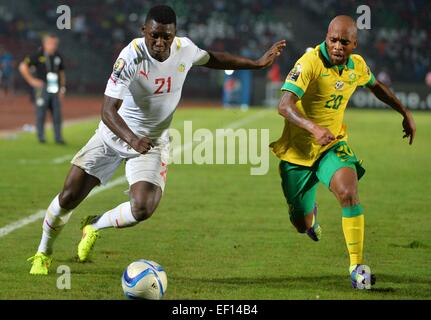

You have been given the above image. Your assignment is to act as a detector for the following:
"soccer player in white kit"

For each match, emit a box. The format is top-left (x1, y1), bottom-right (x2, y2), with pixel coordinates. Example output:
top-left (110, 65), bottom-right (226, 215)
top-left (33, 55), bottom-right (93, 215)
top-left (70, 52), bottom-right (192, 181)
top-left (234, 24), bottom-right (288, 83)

top-left (28, 5), bottom-right (286, 275)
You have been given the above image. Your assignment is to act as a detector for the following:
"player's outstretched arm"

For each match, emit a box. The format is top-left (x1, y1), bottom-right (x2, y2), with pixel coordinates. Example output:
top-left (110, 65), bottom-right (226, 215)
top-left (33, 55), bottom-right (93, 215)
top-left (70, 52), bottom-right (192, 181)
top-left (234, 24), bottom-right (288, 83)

top-left (278, 91), bottom-right (335, 146)
top-left (203, 40), bottom-right (286, 70)
top-left (101, 95), bottom-right (154, 154)
top-left (367, 80), bottom-right (416, 145)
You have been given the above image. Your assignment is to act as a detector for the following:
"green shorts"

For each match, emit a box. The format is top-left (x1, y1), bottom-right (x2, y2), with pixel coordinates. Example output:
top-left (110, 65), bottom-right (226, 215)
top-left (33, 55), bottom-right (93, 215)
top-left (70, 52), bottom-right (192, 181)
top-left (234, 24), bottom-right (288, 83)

top-left (279, 142), bottom-right (365, 221)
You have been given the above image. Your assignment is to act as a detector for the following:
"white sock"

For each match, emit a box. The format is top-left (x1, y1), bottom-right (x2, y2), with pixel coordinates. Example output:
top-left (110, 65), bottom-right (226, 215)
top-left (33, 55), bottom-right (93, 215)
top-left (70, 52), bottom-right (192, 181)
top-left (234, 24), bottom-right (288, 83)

top-left (37, 194), bottom-right (73, 255)
top-left (91, 202), bottom-right (138, 230)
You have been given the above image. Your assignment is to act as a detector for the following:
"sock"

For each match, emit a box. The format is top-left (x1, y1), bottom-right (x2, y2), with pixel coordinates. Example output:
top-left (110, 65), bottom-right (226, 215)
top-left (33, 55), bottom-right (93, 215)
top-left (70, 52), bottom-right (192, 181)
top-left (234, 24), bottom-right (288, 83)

top-left (342, 204), bottom-right (364, 267)
top-left (37, 194), bottom-right (73, 255)
top-left (311, 212), bottom-right (316, 228)
top-left (91, 202), bottom-right (138, 230)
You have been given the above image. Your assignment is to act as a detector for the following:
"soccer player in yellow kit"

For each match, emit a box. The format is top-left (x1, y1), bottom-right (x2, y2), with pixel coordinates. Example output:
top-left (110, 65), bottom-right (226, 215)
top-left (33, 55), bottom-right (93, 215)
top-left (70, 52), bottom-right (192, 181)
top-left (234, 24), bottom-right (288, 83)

top-left (270, 16), bottom-right (416, 289)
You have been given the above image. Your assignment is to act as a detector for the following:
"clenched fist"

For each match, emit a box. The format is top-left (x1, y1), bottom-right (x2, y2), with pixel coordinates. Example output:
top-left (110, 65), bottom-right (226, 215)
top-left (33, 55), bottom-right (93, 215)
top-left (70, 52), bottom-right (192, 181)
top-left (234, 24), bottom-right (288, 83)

top-left (312, 126), bottom-right (335, 146)
top-left (130, 136), bottom-right (154, 154)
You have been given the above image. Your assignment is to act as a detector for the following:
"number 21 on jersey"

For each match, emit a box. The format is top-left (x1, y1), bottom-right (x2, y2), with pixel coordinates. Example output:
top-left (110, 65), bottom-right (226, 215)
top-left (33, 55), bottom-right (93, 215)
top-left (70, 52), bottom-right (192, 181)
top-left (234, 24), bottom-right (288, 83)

top-left (154, 77), bottom-right (172, 94)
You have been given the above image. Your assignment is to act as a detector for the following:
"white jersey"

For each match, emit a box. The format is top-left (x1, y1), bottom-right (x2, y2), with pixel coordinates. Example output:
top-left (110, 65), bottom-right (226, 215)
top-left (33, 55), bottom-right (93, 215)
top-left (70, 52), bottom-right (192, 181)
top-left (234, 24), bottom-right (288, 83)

top-left (98, 36), bottom-right (210, 157)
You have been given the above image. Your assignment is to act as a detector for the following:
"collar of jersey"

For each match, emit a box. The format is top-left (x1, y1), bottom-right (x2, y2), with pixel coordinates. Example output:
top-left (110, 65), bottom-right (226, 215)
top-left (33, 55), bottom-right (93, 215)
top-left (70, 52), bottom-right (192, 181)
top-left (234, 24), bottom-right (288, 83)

top-left (319, 41), bottom-right (354, 71)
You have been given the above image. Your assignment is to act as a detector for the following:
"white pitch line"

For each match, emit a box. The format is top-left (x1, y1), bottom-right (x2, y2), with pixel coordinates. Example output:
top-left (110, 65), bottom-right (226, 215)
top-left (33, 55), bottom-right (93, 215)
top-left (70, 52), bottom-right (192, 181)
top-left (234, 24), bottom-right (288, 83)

top-left (0, 110), bottom-right (268, 238)
top-left (0, 176), bottom-right (128, 238)
top-left (51, 154), bottom-right (74, 164)
top-left (0, 210), bottom-right (46, 237)
top-left (18, 154), bottom-right (73, 165)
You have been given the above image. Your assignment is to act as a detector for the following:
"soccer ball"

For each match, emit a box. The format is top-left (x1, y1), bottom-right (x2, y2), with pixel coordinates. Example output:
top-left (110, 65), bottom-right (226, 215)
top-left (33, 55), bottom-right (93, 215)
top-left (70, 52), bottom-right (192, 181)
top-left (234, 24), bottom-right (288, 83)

top-left (121, 259), bottom-right (168, 300)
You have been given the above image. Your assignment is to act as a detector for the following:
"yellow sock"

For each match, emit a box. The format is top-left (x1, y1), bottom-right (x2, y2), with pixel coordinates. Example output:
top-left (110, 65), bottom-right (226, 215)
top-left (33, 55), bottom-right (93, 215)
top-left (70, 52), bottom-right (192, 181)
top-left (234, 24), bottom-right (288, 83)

top-left (342, 206), bottom-right (364, 266)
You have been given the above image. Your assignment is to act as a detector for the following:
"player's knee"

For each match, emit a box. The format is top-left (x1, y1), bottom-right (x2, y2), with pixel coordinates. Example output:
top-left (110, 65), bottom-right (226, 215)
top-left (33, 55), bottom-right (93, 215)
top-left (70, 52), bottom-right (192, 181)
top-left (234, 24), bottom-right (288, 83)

top-left (336, 186), bottom-right (358, 207)
top-left (58, 188), bottom-right (80, 210)
top-left (131, 197), bottom-right (156, 222)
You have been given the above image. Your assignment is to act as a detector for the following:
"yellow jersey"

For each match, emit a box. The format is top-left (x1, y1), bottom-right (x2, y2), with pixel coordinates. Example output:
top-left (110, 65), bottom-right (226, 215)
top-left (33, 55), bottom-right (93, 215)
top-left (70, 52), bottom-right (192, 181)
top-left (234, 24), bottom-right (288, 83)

top-left (270, 42), bottom-right (375, 167)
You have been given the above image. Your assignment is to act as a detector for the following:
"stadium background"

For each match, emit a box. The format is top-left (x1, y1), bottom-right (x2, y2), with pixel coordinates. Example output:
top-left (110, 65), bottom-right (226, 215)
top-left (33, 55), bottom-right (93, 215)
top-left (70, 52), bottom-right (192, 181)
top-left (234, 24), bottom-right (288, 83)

top-left (1, 0), bottom-right (430, 120)
top-left (0, 0), bottom-right (430, 300)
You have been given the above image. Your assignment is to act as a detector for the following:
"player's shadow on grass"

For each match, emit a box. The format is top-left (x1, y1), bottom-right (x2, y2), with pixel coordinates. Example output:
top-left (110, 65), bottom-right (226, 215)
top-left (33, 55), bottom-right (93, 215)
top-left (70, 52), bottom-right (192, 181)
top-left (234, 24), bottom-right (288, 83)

top-left (373, 274), bottom-right (431, 294)
top-left (175, 274), bottom-right (431, 296)
top-left (55, 257), bottom-right (94, 264)
top-left (175, 275), bottom-right (351, 291)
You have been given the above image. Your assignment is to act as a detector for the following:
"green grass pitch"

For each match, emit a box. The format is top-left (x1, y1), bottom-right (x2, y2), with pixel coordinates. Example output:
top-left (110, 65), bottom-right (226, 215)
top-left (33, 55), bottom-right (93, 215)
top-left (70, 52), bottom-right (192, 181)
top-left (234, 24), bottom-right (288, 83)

top-left (0, 107), bottom-right (430, 299)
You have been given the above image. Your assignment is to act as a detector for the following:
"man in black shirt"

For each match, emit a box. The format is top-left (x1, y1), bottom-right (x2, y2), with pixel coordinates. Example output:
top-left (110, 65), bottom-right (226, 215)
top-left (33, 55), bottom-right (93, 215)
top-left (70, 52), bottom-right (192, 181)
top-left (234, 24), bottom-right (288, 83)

top-left (19, 34), bottom-right (66, 144)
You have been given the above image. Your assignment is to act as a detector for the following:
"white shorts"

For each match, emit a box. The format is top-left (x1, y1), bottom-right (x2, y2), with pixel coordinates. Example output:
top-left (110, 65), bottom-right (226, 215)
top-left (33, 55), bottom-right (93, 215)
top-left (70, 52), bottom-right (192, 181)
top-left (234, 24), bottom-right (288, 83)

top-left (71, 133), bottom-right (169, 191)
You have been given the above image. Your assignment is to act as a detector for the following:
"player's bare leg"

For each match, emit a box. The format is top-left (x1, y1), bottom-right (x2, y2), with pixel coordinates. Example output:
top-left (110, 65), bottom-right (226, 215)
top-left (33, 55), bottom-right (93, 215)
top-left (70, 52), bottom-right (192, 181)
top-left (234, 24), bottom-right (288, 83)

top-left (291, 212), bottom-right (313, 233)
top-left (330, 167), bottom-right (359, 208)
top-left (28, 165), bottom-right (100, 274)
top-left (290, 204), bottom-right (321, 241)
top-left (129, 181), bottom-right (163, 222)
top-left (78, 181), bottom-right (162, 262)
top-left (330, 167), bottom-right (375, 289)
top-left (59, 165), bottom-right (101, 210)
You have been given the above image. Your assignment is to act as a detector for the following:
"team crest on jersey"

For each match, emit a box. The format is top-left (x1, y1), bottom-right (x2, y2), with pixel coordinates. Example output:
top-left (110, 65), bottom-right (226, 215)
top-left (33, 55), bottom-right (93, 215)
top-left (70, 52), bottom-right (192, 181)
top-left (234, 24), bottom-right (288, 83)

top-left (335, 80), bottom-right (344, 90)
top-left (348, 73), bottom-right (357, 85)
top-left (178, 63), bottom-right (186, 73)
top-left (286, 63), bottom-right (302, 82)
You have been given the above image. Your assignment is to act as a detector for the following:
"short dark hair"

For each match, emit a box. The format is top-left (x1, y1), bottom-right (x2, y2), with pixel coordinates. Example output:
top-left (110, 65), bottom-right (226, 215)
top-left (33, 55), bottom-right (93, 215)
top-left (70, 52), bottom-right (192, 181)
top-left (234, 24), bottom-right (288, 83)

top-left (145, 5), bottom-right (176, 25)
top-left (42, 33), bottom-right (59, 42)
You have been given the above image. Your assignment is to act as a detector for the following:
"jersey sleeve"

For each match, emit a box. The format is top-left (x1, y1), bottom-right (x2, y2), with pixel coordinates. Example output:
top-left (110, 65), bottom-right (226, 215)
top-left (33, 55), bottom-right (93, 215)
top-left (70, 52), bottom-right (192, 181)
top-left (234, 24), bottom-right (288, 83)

top-left (23, 53), bottom-right (38, 67)
top-left (178, 37), bottom-right (210, 66)
top-left (104, 42), bottom-right (139, 100)
top-left (192, 45), bottom-right (210, 66)
top-left (281, 54), bottom-right (316, 99)
top-left (357, 56), bottom-right (376, 87)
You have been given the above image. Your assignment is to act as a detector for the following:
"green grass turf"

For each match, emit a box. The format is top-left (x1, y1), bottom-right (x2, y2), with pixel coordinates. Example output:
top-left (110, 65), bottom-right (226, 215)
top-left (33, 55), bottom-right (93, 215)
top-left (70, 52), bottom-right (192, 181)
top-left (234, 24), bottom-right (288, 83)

top-left (0, 107), bottom-right (430, 299)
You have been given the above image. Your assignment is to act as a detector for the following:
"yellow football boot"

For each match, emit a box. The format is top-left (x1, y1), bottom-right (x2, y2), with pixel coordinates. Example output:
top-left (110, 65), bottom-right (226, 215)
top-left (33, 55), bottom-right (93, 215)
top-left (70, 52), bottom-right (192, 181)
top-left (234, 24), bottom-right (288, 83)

top-left (28, 252), bottom-right (52, 275)
top-left (77, 215), bottom-right (100, 262)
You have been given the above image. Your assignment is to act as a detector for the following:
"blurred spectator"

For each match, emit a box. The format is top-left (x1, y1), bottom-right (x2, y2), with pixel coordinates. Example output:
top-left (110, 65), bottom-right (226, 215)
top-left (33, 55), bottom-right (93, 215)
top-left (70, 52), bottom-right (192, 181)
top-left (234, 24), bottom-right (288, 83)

top-left (0, 46), bottom-right (15, 97)
top-left (425, 71), bottom-right (431, 88)
top-left (19, 34), bottom-right (66, 145)
top-left (1, 0), bottom-right (429, 93)
top-left (377, 70), bottom-right (392, 87)
top-left (264, 63), bottom-right (282, 107)
top-left (267, 63), bottom-right (281, 83)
